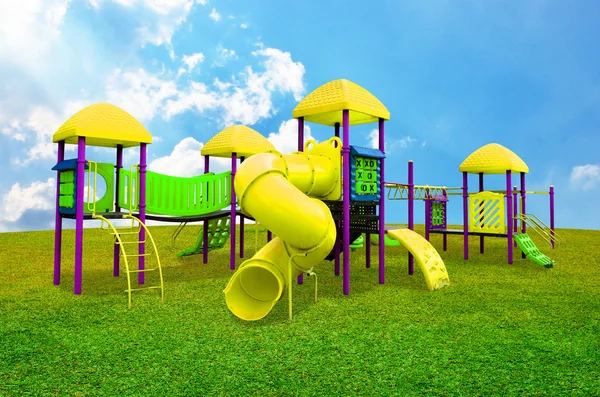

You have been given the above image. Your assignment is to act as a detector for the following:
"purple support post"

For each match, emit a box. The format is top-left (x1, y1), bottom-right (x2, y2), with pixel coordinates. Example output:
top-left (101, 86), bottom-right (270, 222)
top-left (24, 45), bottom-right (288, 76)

top-left (407, 160), bottom-right (414, 275)
top-left (114, 145), bottom-right (123, 277)
top-left (53, 141), bottom-right (65, 286)
top-left (462, 172), bottom-right (469, 261)
top-left (74, 137), bottom-right (86, 294)
top-left (424, 199), bottom-right (430, 241)
top-left (443, 189), bottom-right (447, 251)
top-left (342, 110), bottom-right (351, 294)
top-left (138, 143), bottom-right (147, 284)
top-left (365, 233), bottom-right (371, 268)
top-left (378, 118), bottom-right (385, 283)
top-left (297, 117), bottom-right (305, 285)
top-left (240, 156), bottom-right (245, 259)
top-left (520, 174), bottom-right (526, 257)
top-left (335, 122), bottom-right (341, 275)
top-left (230, 153), bottom-right (237, 270)
top-left (203, 155), bottom-right (210, 264)
top-left (550, 185), bottom-right (555, 248)
top-left (479, 173), bottom-right (484, 254)
top-left (506, 170), bottom-right (513, 264)
top-left (513, 185), bottom-right (518, 249)
top-left (267, 231), bottom-right (272, 242)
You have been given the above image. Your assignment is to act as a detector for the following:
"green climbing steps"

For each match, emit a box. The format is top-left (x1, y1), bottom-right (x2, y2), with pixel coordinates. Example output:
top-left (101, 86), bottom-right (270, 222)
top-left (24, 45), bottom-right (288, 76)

top-left (177, 217), bottom-right (231, 257)
top-left (514, 233), bottom-right (554, 268)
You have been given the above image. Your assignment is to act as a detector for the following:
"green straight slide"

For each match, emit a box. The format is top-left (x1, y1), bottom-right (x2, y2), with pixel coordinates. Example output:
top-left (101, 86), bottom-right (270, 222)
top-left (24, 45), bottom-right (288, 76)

top-left (177, 218), bottom-right (230, 257)
top-left (514, 233), bottom-right (554, 268)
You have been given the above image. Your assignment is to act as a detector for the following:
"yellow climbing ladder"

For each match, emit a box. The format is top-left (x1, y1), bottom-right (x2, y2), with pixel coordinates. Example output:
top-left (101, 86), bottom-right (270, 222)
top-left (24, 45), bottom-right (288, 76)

top-left (87, 161), bottom-right (164, 308)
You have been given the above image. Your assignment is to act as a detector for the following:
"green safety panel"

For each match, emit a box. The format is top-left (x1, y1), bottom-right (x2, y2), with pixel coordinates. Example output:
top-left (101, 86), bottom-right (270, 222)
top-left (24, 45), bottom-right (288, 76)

top-left (85, 163), bottom-right (115, 213)
top-left (59, 171), bottom-right (75, 208)
top-left (177, 217), bottom-right (231, 257)
top-left (514, 233), bottom-right (553, 268)
top-left (431, 202), bottom-right (444, 226)
top-left (118, 169), bottom-right (232, 216)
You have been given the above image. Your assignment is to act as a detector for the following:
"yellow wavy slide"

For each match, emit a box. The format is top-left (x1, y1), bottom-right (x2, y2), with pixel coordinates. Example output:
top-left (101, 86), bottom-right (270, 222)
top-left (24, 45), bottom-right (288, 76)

top-left (385, 228), bottom-right (450, 291)
top-left (224, 138), bottom-right (342, 321)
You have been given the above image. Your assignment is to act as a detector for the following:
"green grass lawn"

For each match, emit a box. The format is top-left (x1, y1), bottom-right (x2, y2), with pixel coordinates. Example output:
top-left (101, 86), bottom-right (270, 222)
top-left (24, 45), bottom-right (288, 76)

top-left (1, 224), bottom-right (599, 396)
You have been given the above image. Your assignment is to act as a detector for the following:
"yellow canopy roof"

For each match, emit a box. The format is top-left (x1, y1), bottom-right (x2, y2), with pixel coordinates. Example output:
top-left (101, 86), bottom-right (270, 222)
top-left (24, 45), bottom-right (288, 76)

top-left (52, 103), bottom-right (152, 148)
top-left (292, 79), bottom-right (390, 126)
top-left (459, 143), bottom-right (529, 174)
top-left (201, 125), bottom-right (275, 158)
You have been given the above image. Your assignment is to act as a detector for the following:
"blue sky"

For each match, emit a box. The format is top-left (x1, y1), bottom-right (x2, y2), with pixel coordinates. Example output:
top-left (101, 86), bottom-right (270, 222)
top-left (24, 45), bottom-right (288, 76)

top-left (0, 0), bottom-right (599, 232)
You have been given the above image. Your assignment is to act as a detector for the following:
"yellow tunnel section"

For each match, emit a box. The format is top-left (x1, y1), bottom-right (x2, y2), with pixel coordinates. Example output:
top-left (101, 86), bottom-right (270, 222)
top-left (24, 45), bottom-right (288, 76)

top-left (224, 138), bottom-right (342, 321)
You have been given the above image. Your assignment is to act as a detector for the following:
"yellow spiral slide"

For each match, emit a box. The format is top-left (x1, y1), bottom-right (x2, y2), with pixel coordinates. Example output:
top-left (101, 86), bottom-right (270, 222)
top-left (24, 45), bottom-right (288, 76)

top-left (224, 138), bottom-right (342, 321)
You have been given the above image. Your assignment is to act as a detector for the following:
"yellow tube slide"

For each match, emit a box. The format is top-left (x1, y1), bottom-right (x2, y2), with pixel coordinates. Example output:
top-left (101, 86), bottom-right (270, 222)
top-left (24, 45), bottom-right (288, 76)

top-left (224, 138), bottom-right (341, 321)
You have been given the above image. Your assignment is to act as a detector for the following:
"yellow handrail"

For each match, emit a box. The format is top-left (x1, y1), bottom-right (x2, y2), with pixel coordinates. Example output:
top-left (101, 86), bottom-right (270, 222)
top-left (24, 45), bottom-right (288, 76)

top-left (514, 213), bottom-right (564, 247)
top-left (86, 161), bottom-right (98, 216)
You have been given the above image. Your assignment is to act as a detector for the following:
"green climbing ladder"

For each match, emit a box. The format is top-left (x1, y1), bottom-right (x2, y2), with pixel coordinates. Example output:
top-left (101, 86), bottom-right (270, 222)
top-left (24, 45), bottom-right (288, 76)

top-left (514, 233), bottom-right (554, 268)
top-left (177, 217), bottom-right (231, 257)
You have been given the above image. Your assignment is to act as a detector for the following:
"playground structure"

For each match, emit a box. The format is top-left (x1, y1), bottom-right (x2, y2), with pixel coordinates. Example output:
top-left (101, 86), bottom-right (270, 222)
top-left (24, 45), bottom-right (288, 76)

top-left (51, 106), bottom-right (275, 307)
top-left (49, 78), bottom-right (558, 319)
top-left (223, 79), bottom-right (450, 321)
top-left (383, 144), bottom-right (562, 269)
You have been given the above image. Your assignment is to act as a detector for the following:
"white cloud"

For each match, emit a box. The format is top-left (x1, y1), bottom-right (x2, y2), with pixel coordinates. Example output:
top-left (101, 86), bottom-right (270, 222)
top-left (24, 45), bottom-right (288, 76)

top-left (9, 101), bottom-right (91, 165)
top-left (209, 8), bottom-right (221, 22)
top-left (570, 164), bottom-right (600, 190)
top-left (267, 119), bottom-right (315, 154)
top-left (106, 68), bottom-right (178, 122)
top-left (0, 178), bottom-right (56, 223)
top-left (367, 129), bottom-right (416, 153)
top-left (240, 23), bottom-right (248, 29)
top-left (251, 48), bottom-right (305, 101)
top-left (91, 0), bottom-right (198, 46)
top-left (1, 120), bottom-right (27, 141)
top-left (213, 45), bottom-right (238, 67)
top-left (178, 52), bottom-right (205, 76)
top-left (148, 137), bottom-right (229, 177)
top-left (163, 47), bottom-right (306, 126)
top-left (163, 82), bottom-right (218, 118)
top-left (0, 0), bottom-right (71, 67)
top-left (92, 47), bottom-right (305, 128)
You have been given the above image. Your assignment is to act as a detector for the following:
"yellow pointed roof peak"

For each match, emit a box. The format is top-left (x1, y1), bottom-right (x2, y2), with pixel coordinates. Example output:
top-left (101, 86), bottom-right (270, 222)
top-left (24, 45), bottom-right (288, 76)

top-left (52, 102), bottom-right (152, 148)
top-left (459, 143), bottom-right (529, 174)
top-left (201, 125), bottom-right (275, 158)
top-left (292, 79), bottom-right (390, 126)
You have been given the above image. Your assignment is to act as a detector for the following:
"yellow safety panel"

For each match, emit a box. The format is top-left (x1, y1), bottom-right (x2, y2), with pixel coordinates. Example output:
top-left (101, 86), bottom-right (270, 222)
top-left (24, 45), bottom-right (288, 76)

top-left (459, 143), bottom-right (529, 174)
top-left (385, 229), bottom-right (450, 291)
top-left (469, 191), bottom-right (506, 234)
top-left (201, 125), bottom-right (276, 158)
top-left (52, 103), bottom-right (152, 148)
top-left (292, 79), bottom-right (390, 126)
